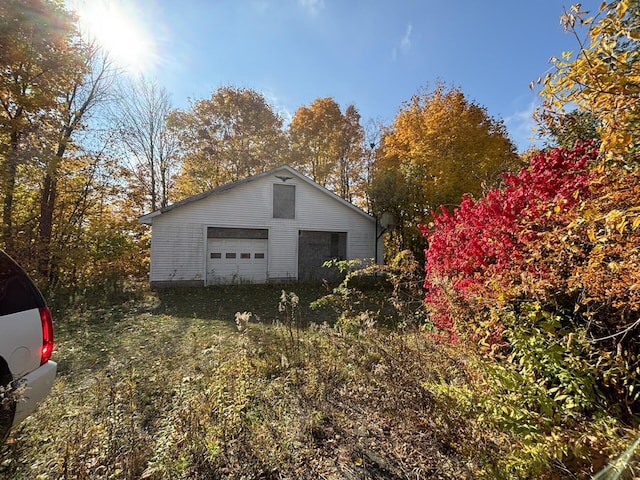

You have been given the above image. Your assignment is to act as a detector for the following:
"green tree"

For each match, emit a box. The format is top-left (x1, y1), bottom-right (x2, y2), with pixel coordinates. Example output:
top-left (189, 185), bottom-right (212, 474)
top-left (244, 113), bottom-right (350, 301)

top-left (541, 110), bottom-right (601, 149)
top-left (370, 83), bottom-right (518, 259)
top-left (44, 145), bottom-right (126, 289)
top-left (170, 86), bottom-right (286, 198)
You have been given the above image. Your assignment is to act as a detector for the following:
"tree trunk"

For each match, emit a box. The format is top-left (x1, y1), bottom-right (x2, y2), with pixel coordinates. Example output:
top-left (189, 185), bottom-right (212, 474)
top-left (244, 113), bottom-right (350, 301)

top-left (38, 172), bottom-right (56, 279)
top-left (37, 131), bottom-right (69, 280)
top-left (160, 164), bottom-right (168, 208)
top-left (149, 137), bottom-right (157, 211)
top-left (2, 131), bottom-right (21, 255)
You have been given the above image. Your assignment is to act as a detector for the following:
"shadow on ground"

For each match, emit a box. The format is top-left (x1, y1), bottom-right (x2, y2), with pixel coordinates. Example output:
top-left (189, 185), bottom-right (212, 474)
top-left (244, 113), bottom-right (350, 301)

top-left (150, 283), bottom-right (337, 325)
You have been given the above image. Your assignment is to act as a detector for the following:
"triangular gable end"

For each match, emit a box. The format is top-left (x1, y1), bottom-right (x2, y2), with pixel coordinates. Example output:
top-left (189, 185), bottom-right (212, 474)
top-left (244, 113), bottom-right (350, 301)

top-left (137, 165), bottom-right (374, 225)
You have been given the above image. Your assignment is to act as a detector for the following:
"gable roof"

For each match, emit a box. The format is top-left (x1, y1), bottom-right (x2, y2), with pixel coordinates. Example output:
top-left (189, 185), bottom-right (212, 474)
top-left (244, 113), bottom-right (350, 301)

top-left (137, 165), bottom-right (374, 225)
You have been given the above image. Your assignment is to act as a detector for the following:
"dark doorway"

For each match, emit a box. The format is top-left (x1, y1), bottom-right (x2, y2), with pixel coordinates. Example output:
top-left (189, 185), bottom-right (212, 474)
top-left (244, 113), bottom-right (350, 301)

top-left (298, 230), bottom-right (347, 282)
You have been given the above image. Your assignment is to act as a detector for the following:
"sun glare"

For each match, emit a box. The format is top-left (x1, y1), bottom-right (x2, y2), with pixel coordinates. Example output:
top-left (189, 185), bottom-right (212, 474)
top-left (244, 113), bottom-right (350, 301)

top-left (73, 0), bottom-right (156, 74)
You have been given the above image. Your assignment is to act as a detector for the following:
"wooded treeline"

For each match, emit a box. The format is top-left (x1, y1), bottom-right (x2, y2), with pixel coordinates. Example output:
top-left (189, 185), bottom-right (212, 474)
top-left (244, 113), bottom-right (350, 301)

top-left (1, 0), bottom-right (520, 291)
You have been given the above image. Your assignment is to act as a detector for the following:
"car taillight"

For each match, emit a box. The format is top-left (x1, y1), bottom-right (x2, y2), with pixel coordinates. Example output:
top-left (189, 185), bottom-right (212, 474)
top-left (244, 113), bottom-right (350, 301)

top-left (39, 306), bottom-right (54, 365)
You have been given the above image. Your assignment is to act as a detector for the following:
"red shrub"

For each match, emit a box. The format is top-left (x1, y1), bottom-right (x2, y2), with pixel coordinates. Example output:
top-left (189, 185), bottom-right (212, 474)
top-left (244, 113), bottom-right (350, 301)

top-left (421, 142), bottom-right (598, 333)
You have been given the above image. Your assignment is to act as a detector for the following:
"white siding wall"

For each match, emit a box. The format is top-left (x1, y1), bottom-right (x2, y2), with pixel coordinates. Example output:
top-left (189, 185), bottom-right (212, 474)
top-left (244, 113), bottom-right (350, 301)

top-left (148, 171), bottom-right (376, 284)
top-left (149, 222), bottom-right (203, 283)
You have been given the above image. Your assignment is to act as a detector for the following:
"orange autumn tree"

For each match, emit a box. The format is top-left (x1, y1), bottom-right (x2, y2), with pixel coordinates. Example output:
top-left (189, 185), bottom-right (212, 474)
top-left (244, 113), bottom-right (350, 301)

top-left (370, 83), bottom-right (519, 258)
top-left (288, 98), bottom-right (366, 204)
top-left (170, 86), bottom-right (287, 198)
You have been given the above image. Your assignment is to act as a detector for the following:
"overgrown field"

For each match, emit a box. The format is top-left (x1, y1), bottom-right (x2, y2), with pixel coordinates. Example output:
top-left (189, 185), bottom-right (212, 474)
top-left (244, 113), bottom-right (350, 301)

top-left (0, 284), bottom-right (637, 479)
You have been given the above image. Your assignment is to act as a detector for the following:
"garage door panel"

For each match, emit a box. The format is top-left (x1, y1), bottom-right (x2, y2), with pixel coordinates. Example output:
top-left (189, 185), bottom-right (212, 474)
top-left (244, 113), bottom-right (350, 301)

top-left (207, 237), bottom-right (267, 285)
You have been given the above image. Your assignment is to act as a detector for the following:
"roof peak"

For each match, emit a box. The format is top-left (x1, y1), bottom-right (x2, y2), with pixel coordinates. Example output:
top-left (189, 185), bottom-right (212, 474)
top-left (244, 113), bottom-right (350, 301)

top-left (137, 165), bottom-right (373, 225)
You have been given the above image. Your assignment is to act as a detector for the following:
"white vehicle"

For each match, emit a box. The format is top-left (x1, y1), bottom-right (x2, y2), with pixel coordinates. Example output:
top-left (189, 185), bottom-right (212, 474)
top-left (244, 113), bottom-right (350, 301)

top-left (0, 251), bottom-right (56, 442)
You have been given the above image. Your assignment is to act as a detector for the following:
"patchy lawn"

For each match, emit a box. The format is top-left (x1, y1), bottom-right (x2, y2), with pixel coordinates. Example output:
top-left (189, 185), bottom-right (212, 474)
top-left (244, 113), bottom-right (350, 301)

top-left (0, 284), bottom-right (633, 479)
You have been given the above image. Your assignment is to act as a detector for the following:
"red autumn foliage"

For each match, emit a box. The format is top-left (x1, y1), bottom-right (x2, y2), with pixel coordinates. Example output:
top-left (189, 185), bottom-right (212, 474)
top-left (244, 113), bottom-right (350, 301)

top-left (421, 142), bottom-right (599, 333)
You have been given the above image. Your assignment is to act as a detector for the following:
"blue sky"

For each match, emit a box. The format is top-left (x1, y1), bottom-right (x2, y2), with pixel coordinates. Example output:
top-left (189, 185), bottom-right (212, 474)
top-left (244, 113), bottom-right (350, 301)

top-left (101, 0), bottom-right (601, 152)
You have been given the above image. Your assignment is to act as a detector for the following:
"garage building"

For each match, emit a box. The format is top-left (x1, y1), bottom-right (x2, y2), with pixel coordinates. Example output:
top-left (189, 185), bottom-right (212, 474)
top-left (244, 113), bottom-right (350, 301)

top-left (138, 165), bottom-right (381, 287)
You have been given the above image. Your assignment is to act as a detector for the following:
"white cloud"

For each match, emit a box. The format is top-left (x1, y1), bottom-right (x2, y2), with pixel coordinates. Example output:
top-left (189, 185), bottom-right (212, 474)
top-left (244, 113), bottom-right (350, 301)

top-left (504, 99), bottom-right (544, 152)
top-left (262, 90), bottom-right (294, 127)
top-left (392, 23), bottom-right (413, 61)
top-left (298, 0), bottom-right (325, 15)
top-left (401, 24), bottom-right (413, 54)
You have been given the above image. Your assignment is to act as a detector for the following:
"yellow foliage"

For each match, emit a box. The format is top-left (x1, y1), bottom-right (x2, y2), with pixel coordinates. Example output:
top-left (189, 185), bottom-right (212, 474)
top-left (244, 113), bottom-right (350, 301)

top-left (170, 86), bottom-right (286, 198)
top-left (539, 1), bottom-right (640, 158)
top-left (371, 82), bottom-right (519, 252)
top-left (289, 98), bottom-right (366, 203)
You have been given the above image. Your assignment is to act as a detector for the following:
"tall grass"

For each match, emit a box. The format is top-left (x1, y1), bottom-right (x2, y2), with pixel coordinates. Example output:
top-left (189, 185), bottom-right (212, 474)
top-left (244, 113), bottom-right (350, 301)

top-left (0, 284), bottom-right (637, 479)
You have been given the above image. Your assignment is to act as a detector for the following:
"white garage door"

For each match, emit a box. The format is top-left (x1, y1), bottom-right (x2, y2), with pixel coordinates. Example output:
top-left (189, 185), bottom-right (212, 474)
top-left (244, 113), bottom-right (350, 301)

top-left (206, 237), bottom-right (268, 285)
